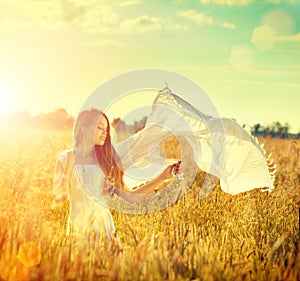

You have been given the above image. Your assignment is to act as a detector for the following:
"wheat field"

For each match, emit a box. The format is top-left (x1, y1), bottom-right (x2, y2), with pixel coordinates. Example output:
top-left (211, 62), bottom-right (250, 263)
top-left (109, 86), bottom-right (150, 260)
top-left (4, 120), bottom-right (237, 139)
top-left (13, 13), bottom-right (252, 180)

top-left (0, 128), bottom-right (299, 281)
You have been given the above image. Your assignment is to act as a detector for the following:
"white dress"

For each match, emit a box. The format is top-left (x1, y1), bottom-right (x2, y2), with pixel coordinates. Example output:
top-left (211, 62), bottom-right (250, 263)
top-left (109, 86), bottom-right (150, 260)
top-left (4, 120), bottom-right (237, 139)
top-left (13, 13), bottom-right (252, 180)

top-left (53, 150), bottom-right (117, 241)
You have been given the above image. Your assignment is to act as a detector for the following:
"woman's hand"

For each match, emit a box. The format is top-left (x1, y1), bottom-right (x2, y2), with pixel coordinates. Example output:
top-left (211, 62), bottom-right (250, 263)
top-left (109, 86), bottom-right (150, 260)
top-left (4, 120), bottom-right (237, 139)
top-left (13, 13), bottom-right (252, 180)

top-left (163, 160), bottom-right (181, 180)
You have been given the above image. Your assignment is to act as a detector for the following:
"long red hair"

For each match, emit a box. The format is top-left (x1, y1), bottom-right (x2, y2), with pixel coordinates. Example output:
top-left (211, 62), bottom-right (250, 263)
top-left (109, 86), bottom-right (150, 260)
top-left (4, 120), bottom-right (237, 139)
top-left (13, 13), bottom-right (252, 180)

top-left (73, 109), bottom-right (124, 190)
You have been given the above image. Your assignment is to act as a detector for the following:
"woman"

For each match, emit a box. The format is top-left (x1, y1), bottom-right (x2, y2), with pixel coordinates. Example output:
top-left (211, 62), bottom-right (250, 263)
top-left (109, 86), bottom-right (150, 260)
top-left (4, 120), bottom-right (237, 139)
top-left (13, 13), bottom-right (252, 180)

top-left (54, 86), bottom-right (275, 240)
top-left (53, 109), bottom-right (180, 242)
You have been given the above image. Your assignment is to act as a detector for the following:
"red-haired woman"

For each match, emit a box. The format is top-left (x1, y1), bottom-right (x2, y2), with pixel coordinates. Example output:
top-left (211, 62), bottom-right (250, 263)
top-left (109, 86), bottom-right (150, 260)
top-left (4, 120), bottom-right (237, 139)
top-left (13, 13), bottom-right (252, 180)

top-left (53, 109), bottom-right (180, 242)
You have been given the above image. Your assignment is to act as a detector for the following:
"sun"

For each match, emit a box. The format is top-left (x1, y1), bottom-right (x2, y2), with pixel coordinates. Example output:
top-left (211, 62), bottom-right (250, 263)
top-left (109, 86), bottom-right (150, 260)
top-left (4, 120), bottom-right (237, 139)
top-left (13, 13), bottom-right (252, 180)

top-left (0, 82), bottom-right (15, 114)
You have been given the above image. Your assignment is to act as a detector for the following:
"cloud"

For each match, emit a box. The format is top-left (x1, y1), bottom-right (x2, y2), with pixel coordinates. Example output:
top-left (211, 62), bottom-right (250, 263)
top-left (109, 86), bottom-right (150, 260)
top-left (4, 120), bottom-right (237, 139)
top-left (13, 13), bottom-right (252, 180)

top-left (179, 9), bottom-right (235, 30)
top-left (0, 0), bottom-right (119, 34)
top-left (166, 24), bottom-right (189, 31)
top-left (120, 14), bottom-right (189, 33)
top-left (179, 10), bottom-right (214, 26)
top-left (60, 0), bottom-right (85, 24)
top-left (222, 22), bottom-right (236, 29)
top-left (60, 0), bottom-right (119, 33)
top-left (0, 0), bottom-right (63, 31)
top-left (200, 0), bottom-right (253, 5)
top-left (119, 0), bottom-right (141, 7)
top-left (263, 0), bottom-right (281, 3)
top-left (277, 33), bottom-right (300, 41)
top-left (120, 15), bottom-right (164, 32)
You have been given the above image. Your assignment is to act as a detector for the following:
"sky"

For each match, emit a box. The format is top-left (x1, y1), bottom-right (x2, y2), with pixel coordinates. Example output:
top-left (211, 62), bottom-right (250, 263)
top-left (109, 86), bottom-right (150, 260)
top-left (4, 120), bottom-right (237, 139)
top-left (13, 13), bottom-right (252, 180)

top-left (0, 0), bottom-right (299, 132)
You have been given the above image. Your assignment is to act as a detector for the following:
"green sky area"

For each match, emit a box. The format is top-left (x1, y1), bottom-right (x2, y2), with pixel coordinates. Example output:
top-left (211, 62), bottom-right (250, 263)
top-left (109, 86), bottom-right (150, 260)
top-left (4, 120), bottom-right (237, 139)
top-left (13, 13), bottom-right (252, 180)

top-left (0, 0), bottom-right (299, 132)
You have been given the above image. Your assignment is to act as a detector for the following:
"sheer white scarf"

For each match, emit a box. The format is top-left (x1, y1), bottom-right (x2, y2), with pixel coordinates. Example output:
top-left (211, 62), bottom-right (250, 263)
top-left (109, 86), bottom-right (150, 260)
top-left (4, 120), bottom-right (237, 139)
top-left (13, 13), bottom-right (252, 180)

top-left (115, 87), bottom-right (275, 198)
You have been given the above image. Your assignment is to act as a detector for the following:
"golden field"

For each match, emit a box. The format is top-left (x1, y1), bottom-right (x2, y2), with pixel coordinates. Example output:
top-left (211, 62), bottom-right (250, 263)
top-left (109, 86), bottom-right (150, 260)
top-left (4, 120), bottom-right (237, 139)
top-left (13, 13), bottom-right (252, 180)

top-left (0, 128), bottom-right (299, 281)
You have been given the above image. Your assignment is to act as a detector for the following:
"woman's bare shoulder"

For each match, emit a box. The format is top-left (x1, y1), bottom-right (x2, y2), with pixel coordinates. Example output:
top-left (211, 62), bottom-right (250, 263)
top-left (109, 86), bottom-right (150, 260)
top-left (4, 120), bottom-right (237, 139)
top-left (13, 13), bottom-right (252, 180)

top-left (57, 149), bottom-right (74, 156)
top-left (56, 149), bottom-right (74, 162)
top-left (56, 149), bottom-right (75, 173)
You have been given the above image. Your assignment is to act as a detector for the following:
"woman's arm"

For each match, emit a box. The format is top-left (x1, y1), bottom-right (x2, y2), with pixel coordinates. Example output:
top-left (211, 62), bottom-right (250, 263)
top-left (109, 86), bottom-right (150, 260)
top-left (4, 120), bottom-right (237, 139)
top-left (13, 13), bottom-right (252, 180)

top-left (129, 161), bottom-right (181, 194)
top-left (114, 161), bottom-right (181, 203)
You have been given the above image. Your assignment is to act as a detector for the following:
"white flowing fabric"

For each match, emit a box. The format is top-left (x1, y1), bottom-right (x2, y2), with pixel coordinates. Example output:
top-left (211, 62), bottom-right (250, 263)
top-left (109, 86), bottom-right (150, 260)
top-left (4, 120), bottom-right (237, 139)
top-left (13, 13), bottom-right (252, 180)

top-left (53, 87), bottom-right (275, 217)
top-left (115, 87), bottom-right (275, 196)
top-left (53, 150), bottom-right (117, 240)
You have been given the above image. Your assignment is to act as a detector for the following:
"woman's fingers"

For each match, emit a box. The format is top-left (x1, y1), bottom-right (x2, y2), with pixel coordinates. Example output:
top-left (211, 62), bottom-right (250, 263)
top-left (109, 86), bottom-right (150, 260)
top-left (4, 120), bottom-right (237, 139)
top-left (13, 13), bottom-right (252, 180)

top-left (171, 161), bottom-right (181, 176)
top-left (162, 160), bottom-right (182, 180)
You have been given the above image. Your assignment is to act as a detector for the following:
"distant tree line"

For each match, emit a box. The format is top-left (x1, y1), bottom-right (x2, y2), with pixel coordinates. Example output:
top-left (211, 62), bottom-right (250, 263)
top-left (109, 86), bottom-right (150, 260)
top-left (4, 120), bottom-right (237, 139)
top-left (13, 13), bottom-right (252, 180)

top-left (4, 109), bottom-right (74, 130)
top-left (251, 122), bottom-right (299, 139)
top-left (3, 109), bottom-right (299, 139)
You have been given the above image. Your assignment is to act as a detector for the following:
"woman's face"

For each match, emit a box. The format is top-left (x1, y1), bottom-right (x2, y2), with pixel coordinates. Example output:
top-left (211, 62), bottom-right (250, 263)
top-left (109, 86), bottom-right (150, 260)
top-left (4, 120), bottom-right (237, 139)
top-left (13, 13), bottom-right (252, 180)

top-left (94, 115), bottom-right (108, 146)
